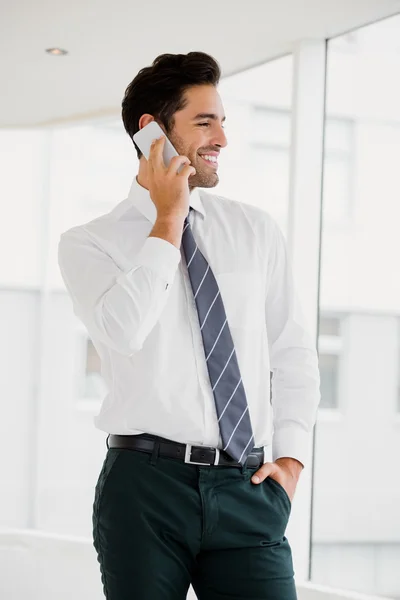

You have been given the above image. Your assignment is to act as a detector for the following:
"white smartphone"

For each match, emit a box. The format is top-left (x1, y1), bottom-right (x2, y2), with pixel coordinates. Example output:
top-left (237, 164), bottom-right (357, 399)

top-left (133, 121), bottom-right (179, 168)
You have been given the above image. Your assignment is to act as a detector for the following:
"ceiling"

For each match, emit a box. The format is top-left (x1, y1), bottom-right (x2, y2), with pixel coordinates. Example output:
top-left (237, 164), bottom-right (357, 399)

top-left (2, 0), bottom-right (400, 128)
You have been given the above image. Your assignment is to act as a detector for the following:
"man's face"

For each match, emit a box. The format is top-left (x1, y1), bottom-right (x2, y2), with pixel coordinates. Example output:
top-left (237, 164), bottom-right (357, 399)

top-left (167, 85), bottom-right (228, 189)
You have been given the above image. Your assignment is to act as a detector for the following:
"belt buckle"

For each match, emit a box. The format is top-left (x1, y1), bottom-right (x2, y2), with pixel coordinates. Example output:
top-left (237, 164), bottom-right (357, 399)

top-left (184, 444), bottom-right (220, 466)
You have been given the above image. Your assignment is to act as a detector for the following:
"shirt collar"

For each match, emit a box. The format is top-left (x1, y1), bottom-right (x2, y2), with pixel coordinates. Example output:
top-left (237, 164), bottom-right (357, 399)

top-left (127, 175), bottom-right (206, 225)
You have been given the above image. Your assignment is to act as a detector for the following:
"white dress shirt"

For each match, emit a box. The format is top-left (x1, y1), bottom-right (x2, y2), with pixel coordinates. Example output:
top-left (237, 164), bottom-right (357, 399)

top-left (58, 176), bottom-right (320, 467)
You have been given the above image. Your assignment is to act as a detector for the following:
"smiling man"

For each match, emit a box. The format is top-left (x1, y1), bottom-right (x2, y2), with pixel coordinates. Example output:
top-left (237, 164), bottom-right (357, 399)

top-left (136, 85), bottom-right (226, 192)
top-left (58, 51), bottom-right (321, 599)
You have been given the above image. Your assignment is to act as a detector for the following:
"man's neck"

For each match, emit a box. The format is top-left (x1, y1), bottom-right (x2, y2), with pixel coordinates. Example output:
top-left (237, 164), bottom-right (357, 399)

top-left (136, 171), bottom-right (194, 194)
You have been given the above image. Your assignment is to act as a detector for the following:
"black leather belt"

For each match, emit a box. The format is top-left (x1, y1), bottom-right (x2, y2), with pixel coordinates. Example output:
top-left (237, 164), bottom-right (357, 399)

top-left (107, 433), bottom-right (265, 468)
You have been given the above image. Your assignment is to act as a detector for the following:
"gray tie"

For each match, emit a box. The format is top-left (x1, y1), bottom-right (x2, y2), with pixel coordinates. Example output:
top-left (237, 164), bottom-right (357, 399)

top-left (181, 209), bottom-right (255, 465)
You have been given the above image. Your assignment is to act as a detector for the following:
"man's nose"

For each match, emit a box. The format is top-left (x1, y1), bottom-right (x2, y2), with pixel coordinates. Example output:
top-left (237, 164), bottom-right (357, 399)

top-left (213, 127), bottom-right (228, 149)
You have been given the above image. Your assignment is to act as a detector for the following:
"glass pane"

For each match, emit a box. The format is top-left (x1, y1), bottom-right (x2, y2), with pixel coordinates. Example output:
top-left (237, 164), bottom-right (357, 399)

top-left (252, 107), bottom-right (291, 147)
top-left (397, 320), bottom-right (400, 413)
top-left (319, 316), bottom-right (341, 336)
top-left (216, 55), bottom-right (293, 236)
top-left (318, 353), bottom-right (339, 409)
top-left (325, 118), bottom-right (353, 153)
top-left (84, 339), bottom-right (108, 399)
top-left (323, 154), bottom-right (352, 223)
top-left (250, 146), bottom-right (290, 223)
top-left (312, 14), bottom-right (400, 599)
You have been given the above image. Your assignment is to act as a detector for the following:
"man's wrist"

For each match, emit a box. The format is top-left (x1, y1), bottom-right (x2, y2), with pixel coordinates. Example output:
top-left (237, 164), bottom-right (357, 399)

top-left (275, 456), bottom-right (304, 479)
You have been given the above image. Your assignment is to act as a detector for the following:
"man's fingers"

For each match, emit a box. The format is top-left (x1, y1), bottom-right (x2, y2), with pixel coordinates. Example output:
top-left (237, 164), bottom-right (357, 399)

top-left (251, 462), bottom-right (275, 484)
top-left (166, 155), bottom-right (187, 174)
top-left (148, 136), bottom-right (166, 170)
top-left (176, 163), bottom-right (196, 180)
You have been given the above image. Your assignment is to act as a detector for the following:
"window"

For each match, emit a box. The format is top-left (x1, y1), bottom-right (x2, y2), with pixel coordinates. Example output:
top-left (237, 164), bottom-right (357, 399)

top-left (247, 107), bottom-right (354, 229)
top-left (318, 353), bottom-right (339, 409)
top-left (318, 315), bottom-right (343, 409)
top-left (248, 108), bottom-right (291, 228)
top-left (82, 338), bottom-right (107, 400)
top-left (398, 319), bottom-right (400, 413)
top-left (250, 145), bottom-right (289, 226)
top-left (329, 31), bottom-right (359, 54)
top-left (215, 56), bottom-right (293, 236)
top-left (323, 118), bottom-right (355, 225)
top-left (313, 17), bottom-right (400, 597)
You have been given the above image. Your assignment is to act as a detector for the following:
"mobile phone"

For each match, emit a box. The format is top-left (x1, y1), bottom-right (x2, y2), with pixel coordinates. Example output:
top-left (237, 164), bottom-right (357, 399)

top-left (133, 121), bottom-right (179, 168)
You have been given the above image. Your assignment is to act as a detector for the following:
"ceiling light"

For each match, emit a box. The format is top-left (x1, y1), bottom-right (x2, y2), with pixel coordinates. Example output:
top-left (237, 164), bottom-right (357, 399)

top-left (45, 48), bottom-right (68, 56)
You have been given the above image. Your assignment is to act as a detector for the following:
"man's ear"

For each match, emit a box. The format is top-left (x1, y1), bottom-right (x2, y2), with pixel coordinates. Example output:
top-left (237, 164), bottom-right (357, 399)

top-left (138, 114), bottom-right (155, 130)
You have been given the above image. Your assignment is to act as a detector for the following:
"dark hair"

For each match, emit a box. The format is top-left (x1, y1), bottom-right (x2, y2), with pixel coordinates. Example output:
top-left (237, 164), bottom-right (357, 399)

top-left (121, 52), bottom-right (221, 159)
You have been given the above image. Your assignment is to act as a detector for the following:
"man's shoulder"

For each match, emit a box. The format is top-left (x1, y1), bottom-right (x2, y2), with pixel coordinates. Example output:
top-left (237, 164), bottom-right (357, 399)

top-left (59, 198), bottom-right (133, 245)
top-left (199, 189), bottom-right (279, 234)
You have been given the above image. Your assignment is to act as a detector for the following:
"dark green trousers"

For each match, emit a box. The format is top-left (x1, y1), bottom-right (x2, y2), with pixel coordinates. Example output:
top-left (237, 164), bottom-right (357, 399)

top-left (92, 441), bottom-right (297, 599)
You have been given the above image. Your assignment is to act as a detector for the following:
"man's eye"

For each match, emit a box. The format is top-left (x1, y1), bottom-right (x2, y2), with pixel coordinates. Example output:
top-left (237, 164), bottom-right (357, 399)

top-left (198, 123), bottom-right (209, 127)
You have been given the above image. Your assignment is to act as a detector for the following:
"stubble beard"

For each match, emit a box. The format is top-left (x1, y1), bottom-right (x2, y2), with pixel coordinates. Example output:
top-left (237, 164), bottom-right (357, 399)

top-left (169, 131), bottom-right (219, 190)
top-left (190, 166), bottom-right (219, 189)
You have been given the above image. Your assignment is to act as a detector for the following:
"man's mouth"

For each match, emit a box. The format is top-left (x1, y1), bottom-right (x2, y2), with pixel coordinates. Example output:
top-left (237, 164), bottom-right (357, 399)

top-left (199, 154), bottom-right (219, 168)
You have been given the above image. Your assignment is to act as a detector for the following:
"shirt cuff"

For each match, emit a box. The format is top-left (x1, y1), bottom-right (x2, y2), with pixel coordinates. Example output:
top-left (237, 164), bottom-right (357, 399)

top-left (272, 426), bottom-right (313, 469)
top-left (121, 236), bottom-right (181, 286)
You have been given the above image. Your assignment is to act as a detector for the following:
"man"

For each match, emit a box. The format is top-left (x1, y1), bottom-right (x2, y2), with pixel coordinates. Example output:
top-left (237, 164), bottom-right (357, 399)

top-left (58, 51), bottom-right (320, 600)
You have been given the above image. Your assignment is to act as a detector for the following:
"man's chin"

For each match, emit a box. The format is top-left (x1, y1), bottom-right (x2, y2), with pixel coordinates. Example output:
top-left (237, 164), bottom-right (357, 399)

top-left (190, 173), bottom-right (219, 189)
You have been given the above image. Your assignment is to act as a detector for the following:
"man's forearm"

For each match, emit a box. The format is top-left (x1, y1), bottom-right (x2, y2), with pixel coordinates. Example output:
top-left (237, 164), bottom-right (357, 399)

top-left (149, 214), bottom-right (186, 250)
top-left (275, 457), bottom-right (304, 479)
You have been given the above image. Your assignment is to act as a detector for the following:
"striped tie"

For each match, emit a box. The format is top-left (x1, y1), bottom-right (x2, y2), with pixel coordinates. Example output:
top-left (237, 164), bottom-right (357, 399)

top-left (181, 209), bottom-right (255, 465)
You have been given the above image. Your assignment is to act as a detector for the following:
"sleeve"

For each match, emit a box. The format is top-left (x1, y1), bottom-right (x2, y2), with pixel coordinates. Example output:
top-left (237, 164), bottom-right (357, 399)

top-left (265, 220), bottom-right (321, 468)
top-left (58, 229), bottom-right (181, 356)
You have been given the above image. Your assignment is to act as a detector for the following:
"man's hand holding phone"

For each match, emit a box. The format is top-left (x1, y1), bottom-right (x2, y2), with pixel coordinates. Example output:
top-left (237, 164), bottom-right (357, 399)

top-left (148, 136), bottom-right (196, 222)
top-left (146, 136), bottom-right (196, 250)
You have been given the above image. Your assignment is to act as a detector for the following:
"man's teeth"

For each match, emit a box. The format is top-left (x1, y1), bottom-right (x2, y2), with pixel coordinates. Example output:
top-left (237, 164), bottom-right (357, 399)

top-left (201, 155), bottom-right (217, 163)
